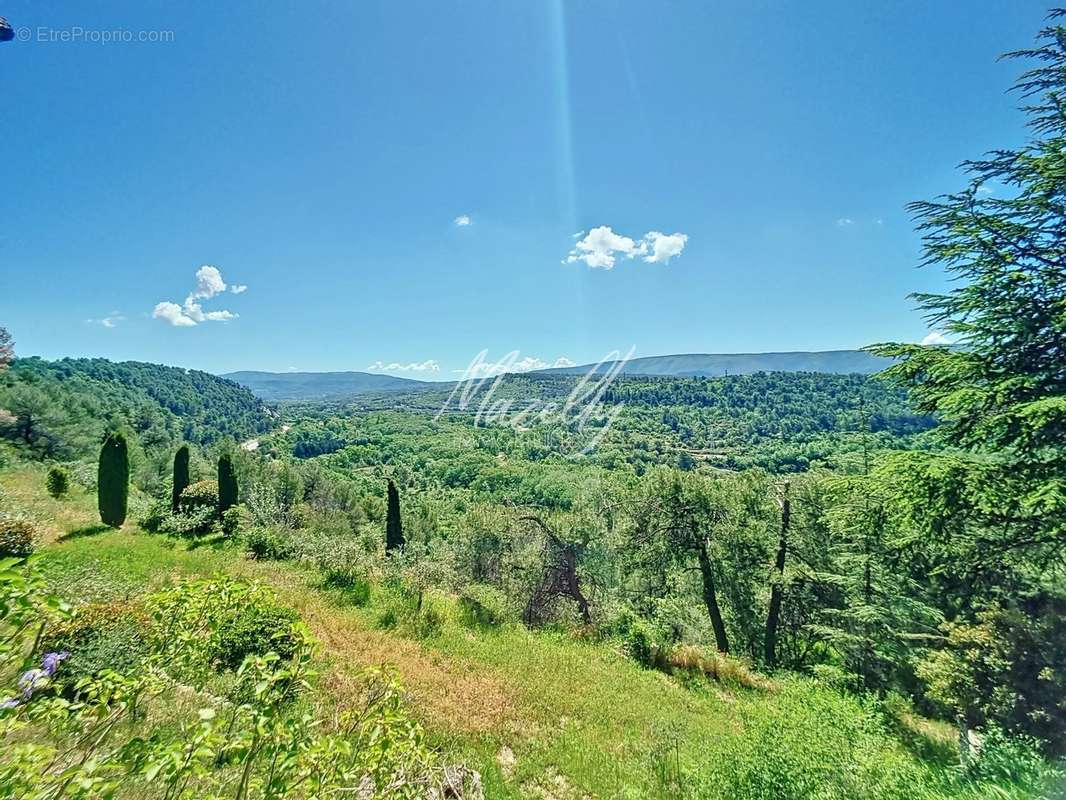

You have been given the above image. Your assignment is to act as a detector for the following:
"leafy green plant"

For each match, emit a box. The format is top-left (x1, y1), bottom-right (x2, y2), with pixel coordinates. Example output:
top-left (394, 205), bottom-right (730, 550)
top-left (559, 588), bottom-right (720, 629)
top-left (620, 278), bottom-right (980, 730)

top-left (243, 526), bottom-right (294, 560)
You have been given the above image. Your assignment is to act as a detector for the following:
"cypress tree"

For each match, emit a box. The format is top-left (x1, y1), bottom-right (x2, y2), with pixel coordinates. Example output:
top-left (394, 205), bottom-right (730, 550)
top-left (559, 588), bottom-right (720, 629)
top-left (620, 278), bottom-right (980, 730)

top-left (218, 452), bottom-right (238, 514)
top-left (385, 479), bottom-right (404, 552)
top-left (172, 444), bottom-right (190, 512)
top-left (98, 431), bottom-right (129, 528)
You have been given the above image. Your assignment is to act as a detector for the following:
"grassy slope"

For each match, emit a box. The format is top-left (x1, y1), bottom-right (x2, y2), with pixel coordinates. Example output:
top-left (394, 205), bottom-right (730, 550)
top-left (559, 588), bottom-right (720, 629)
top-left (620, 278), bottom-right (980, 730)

top-left (6, 464), bottom-right (1049, 800)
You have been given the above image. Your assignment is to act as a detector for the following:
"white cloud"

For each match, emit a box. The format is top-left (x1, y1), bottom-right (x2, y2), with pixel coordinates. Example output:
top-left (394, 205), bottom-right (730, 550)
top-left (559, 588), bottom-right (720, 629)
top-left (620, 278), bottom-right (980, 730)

top-left (642, 231), bottom-right (688, 264)
top-left (564, 226), bottom-right (688, 270)
top-left (976, 183), bottom-right (994, 195)
top-left (153, 301), bottom-right (196, 327)
top-left (88, 311), bottom-right (125, 328)
top-left (921, 330), bottom-right (954, 346)
top-left (454, 215), bottom-right (471, 227)
top-left (154, 265), bottom-right (244, 327)
top-left (182, 299), bottom-right (237, 323)
top-left (367, 359), bottom-right (441, 373)
top-left (836, 218), bottom-right (854, 227)
top-left (191, 265), bottom-right (227, 299)
top-left (452, 353), bottom-right (575, 378)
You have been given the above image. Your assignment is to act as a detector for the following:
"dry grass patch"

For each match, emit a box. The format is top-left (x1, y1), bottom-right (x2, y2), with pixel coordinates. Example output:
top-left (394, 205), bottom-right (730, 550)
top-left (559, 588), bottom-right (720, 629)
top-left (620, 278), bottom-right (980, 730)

top-left (0, 465), bottom-right (97, 544)
top-left (666, 644), bottom-right (776, 691)
top-left (230, 561), bottom-right (519, 735)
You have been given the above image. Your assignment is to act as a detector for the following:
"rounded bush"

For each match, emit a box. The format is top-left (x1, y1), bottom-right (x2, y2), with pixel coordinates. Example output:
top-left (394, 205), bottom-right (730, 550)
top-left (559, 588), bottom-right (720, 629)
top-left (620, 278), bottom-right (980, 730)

top-left (179, 480), bottom-right (219, 515)
top-left (211, 601), bottom-right (300, 671)
top-left (0, 512), bottom-right (38, 557)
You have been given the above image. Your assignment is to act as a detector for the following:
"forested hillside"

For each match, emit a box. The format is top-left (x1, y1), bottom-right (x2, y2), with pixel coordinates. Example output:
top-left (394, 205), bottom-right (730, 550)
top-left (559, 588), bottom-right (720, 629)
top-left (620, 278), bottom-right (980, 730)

top-left (0, 357), bottom-right (274, 461)
top-left (284, 371), bottom-right (934, 473)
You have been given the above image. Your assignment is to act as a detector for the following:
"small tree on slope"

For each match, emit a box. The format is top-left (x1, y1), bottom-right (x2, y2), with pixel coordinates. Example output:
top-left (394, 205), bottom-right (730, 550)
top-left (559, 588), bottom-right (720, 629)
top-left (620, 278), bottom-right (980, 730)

top-left (386, 479), bottom-right (404, 553)
top-left (172, 445), bottom-right (190, 513)
top-left (98, 431), bottom-right (129, 528)
top-left (218, 452), bottom-right (238, 515)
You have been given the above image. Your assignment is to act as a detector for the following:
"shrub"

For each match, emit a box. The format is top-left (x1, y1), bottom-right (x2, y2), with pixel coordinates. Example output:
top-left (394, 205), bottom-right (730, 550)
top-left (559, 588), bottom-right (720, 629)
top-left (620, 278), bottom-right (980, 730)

top-left (45, 466), bottom-right (70, 499)
top-left (161, 506), bottom-right (217, 537)
top-left (180, 479), bottom-right (219, 514)
top-left (138, 500), bottom-right (171, 533)
top-left (41, 601), bottom-right (151, 692)
top-left (97, 431), bottom-right (129, 528)
top-left (0, 512), bottom-right (38, 557)
top-left (220, 506), bottom-right (241, 538)
top-left (146, 577), bottom-right (304, 674)
top-left (211, 600), bottom-right (301, 671)
top-left (244, 526), bottom-right (294, 560)
top-left (458, 583), bottom-right (512, 627)
top-left (612, 609), bottom-right (661, 668)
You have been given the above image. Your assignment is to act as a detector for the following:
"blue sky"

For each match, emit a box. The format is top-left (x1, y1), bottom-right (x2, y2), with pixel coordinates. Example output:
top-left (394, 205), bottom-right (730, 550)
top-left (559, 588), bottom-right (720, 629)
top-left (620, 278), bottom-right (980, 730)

top-left (0, 1), bottom-right (1050, 378)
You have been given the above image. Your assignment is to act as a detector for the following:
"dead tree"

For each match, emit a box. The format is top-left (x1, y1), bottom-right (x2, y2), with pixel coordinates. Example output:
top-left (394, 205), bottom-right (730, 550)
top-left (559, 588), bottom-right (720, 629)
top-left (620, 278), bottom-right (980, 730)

top-left (519, 514), bottom-right (592, 626)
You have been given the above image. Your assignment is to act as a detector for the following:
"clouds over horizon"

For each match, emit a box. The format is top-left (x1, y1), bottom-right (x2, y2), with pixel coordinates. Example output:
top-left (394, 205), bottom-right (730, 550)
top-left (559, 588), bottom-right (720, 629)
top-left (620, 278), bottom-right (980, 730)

top-left (565, 226), bottom-right (688, 269)
top-left (87, 311), bottom-right (125, 329)
top-left (367, 359), bottom-right (441, 373)
top-left (153, 266), bottom-right (244, 327)
top-left (454, 353), bottom-right (576, 378)
top-left (921, 330), bottom-right (955, 346)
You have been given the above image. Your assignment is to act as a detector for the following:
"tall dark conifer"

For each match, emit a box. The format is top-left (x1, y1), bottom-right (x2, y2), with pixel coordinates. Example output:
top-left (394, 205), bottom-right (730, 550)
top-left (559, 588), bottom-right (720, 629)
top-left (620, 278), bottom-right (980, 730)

top-left (98, 431), bottom-right (129, 528)
top-left (218, 452), bottom-right (238, 514)
top-left (172, 445), bottom-right (190, 512)
top-left (385, 479), bottom-right (404, 552)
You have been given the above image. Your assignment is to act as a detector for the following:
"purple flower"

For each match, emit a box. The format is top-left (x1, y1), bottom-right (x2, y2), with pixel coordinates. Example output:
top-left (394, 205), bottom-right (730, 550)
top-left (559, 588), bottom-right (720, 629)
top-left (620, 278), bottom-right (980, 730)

top-left (41, 651), bottom-right (69, 677)
top-left (18, 668), bottom-right (45, 700)
top-left (9, 653), bottom-right (69, 704)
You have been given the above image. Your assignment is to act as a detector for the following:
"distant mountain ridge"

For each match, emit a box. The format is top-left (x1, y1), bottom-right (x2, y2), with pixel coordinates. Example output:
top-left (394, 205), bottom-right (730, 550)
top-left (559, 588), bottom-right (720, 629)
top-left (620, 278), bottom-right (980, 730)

top-left (223, 370), bottom-right (431, 401)
top-left (225, 351), bottom-right (889, 402)
top-left (542, 350), bottom-right (889, 378)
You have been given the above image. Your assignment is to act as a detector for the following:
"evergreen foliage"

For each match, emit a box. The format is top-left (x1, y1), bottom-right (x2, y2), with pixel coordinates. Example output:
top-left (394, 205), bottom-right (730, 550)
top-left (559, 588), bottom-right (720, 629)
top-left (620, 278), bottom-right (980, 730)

top-left (218, 451), bottom-right (238, 514)
top-left (171, 445), bottom-right (190, 512)
top-left (45, 466), bottom-right (70, 499)
top-left (385, 479), bottom-right (404, 552)
top-left (97, 431), bottom-right (129, 528)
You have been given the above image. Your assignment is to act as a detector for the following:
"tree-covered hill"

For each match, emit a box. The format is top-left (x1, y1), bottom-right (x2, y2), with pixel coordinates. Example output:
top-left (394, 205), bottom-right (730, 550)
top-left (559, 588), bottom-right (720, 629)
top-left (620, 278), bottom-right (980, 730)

top-left (0, 357), bottom-right (274, 460)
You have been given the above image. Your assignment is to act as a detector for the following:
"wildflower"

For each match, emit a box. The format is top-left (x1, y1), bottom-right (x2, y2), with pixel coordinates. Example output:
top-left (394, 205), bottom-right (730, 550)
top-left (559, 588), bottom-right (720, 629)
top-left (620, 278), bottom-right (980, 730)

top-left (18, 668), bottom-right (46, 700)
top-left (41, 651), bottom-right (69, 676)
top-left (10, 652), bottom-right (69, 704)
